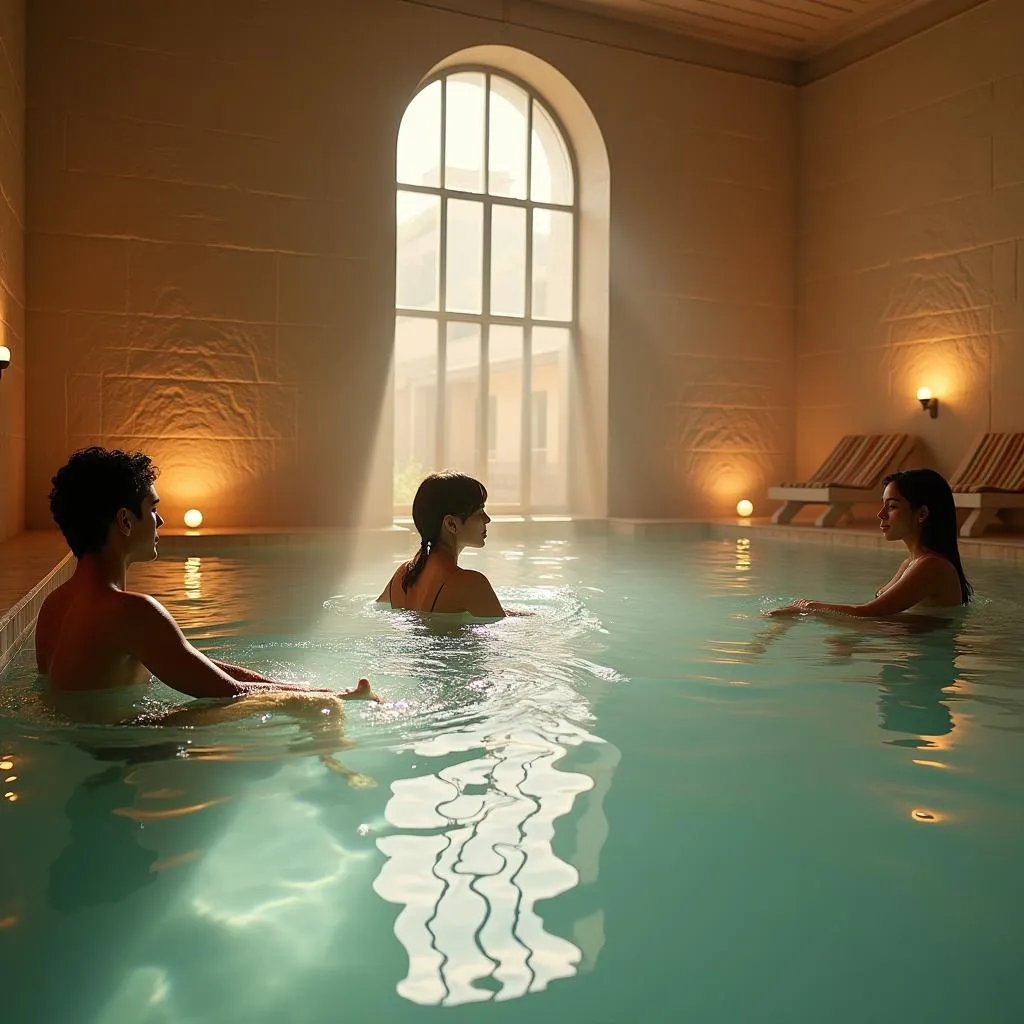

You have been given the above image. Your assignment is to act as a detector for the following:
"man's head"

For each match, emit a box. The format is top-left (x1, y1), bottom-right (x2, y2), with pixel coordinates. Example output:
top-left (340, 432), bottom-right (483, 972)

top-left (49, 447), bottom-right (163, 560)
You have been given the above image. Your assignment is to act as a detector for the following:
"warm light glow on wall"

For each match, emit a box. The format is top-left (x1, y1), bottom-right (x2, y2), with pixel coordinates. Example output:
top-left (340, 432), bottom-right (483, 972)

top-left (736, 499), bottom-right (754, 517)
top-left (183, 508), bottom-right (204, 529)
top-left (144, 441), bottom-right (258, 528)
top-left (703, 459), bottom-right (761, 517)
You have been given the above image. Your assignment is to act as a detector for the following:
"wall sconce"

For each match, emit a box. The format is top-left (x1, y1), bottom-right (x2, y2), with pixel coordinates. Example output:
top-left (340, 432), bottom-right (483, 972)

top-left (916, 387), bottom-right (938, 418)
top-left (0, 345), bottom-right (10, 379)
top-left (183, 508), bottom-right (204, 529)
top-left (736, 499), bottom-right (754, 518)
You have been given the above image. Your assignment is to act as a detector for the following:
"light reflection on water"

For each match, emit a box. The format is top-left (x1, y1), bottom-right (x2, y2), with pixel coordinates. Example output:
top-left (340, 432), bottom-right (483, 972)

top-left (1, 535), bottom-right (1023, 1022)
top-left (374, 719), bottom-right (619, 1005)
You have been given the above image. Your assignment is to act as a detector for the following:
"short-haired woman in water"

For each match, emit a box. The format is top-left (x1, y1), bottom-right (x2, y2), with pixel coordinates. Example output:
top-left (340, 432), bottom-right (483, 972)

top-left (378, 471), bottom-right (506, 617)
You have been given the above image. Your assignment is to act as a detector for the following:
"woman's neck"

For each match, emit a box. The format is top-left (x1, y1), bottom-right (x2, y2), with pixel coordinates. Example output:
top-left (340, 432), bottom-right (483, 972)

top-left (904, 537), bottom-right (931, 561)
top-left (432, 540), bottom-right (461, 568)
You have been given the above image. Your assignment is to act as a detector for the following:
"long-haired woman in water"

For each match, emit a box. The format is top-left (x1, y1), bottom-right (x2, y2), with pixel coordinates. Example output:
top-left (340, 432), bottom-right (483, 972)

top-left (768, 468), bottom-right (972, 617)
top-left (378, 471), bottom-right (506, 617)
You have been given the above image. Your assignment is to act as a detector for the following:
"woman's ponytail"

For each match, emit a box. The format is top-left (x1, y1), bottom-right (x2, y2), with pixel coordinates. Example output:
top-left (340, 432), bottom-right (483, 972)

top-left (401, 537), bottom-right (431, 591)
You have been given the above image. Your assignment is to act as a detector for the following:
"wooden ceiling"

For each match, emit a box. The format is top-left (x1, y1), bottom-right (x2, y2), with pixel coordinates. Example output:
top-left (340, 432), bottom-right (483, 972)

top-left (538, 0), bottom-right (964, 58)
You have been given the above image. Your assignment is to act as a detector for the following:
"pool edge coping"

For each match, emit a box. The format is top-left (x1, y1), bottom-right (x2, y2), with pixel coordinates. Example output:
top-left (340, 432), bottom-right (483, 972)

top-left (0, 552), bottom-right (74, 675)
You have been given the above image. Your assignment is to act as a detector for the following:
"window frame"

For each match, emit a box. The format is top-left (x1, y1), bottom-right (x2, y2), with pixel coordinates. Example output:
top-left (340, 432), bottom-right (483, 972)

top-left (394, 66), bottom-right (580, 515)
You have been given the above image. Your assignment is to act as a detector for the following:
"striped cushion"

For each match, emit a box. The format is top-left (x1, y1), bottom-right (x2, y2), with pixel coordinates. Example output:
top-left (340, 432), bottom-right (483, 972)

top-left (951, 434), bottom-right (1024, 493)
top-left (781, 434), bottom-right (909, 489)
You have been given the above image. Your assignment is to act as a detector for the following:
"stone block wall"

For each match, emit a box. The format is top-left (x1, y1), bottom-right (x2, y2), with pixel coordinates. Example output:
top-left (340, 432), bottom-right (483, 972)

top-left (25, 0), bottom-right (797, 526)
top-left (798, 0), bottom-right (1024, 483)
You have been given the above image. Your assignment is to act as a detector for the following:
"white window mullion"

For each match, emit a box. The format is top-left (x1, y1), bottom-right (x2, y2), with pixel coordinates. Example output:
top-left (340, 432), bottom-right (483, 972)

top-left (522, 96), bottom-right (535, 511)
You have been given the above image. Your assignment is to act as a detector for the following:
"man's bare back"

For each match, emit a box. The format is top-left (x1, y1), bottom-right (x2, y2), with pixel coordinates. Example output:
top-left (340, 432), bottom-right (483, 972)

top-left (37, 578), bottom-right (154, 690)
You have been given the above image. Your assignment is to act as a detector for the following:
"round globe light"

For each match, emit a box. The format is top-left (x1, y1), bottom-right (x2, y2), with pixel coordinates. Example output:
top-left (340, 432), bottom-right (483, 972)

top-left (183, 508), bottom-right (204, 529)
top-left (736, 499), bottom-right (754, 518)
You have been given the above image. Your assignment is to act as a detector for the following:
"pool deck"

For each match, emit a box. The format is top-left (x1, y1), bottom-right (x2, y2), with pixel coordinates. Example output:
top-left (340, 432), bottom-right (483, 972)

top-left (3, 517), bottom-right (1023, 669)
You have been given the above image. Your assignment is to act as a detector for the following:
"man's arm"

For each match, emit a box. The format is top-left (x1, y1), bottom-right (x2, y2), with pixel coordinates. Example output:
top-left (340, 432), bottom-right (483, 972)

top-left (122, 595), bottom-right (320, 699)
top-left (210, 659), bottom-right (282, 685)
top-left (123, 595), bottom-right (380, 701)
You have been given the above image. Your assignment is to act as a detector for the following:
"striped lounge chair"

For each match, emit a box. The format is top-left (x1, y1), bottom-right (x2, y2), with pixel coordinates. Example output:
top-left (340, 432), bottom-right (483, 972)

top-left (950, 433), bottom-right (1024, 537)
top-left (768, 433), bottom-right (915, 527)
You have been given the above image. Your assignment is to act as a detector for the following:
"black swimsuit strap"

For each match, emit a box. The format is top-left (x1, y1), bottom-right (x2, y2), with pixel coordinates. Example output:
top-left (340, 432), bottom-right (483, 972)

top-left (429, 582), bottom-right (445, 612)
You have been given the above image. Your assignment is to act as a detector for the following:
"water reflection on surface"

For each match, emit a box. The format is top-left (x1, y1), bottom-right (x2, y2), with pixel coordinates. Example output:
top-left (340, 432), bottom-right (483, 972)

top-left (374, 717), bottom-right (619, 1005)
top-left (353, 575), bottom-right (622, 1006)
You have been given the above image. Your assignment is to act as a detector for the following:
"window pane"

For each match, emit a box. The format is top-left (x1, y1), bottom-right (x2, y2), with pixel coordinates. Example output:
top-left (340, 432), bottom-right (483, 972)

top-left (445, 198), bottom-right (483, 314)
top-left (530, 100), bottom-right (573, 205)
top-left (397, 80), bottom-right (441, 187)
top-left (394, 317), bottom-right (439, 506)
top-left (487, 325), bottom-right (523, 505)
top-left (445, 72), bottom-right (485, 194)
top-left (532, 208), bottom-right (573, 321)
top-left (488, 77), bottom-right (528, 199)
top-left (396, 191), bottom-right (440, 310)
top-left (490, 205), bottom-right (526, 317)
top-left (445, 322), bottom-right (481, 472)
top-left (530, 327), bottom-right (570, 509)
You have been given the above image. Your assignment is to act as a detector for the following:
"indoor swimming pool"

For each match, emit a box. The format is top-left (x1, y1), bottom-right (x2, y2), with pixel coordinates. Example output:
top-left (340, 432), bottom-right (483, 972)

top-left (2, 531), bottom-right (1023, 1023)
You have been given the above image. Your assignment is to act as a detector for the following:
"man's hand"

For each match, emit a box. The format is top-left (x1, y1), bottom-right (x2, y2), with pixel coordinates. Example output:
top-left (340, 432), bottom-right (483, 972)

top-left (339, 678), bottom-right (383, 704)
top-left (765, 599), bottom-right (815, 617)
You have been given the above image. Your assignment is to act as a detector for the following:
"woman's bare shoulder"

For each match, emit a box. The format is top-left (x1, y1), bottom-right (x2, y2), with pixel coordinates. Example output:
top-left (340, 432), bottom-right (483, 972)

top-left (916, 552), bottom-right (960, 575)
top-left (442, 568), bottom-right (502, 616)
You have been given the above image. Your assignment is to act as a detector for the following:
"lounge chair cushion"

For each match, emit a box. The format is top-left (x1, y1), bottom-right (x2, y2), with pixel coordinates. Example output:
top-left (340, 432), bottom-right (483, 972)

top-left (780, 434), bottom-right (910, 489)
top-left (950, 434), bottom-right (1024, 494)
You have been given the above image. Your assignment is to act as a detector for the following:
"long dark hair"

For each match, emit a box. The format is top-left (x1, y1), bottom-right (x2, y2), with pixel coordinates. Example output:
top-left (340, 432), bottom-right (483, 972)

top-left (883, 468), bottom-right (972, 604)
top-left (401, 471), bottom-right (487, 591)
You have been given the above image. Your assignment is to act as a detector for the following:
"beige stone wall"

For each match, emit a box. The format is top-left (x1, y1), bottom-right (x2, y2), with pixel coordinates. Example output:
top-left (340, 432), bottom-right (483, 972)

top-left (798, 0), bottom-right (1024, 484)
top-left (0, 0), bottom-right (24, 541)
top-left (25, 0), bottom-right (796, 528)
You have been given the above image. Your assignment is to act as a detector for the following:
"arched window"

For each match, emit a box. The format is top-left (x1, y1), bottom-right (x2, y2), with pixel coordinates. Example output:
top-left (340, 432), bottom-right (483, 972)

top-left (394, 69), bottom-right (577, 513)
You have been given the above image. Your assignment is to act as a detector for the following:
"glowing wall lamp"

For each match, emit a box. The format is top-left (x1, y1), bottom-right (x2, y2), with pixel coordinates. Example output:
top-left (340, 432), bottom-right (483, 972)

top-left (0, 345), bottom-right (10, 379)
top-left (183, 508), bottom-right (204, 529)
top-left (916, 387), bottom-right (938, 418)
top-left (736, 499), bottom-right (754, 518)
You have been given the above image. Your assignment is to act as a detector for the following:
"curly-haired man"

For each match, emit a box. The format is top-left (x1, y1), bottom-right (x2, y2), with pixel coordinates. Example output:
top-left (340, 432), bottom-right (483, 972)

top-left (36, 447), bottom-right (378, 706)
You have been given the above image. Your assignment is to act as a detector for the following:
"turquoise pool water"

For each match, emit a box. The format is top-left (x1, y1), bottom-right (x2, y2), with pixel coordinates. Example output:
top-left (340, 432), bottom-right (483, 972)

top-left (2, 532), bottom-right (1024, 1023)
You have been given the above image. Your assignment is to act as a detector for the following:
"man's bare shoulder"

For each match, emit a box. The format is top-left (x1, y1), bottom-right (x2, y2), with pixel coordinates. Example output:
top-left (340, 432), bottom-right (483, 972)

top-left (36, 584), bottom-right (72, 671)
top-left (38, 579), bottom-right (72, 620)
top-left (116, 590), bottom-right (175, 625)
top-left (41, 583), bottom-right (166, 634)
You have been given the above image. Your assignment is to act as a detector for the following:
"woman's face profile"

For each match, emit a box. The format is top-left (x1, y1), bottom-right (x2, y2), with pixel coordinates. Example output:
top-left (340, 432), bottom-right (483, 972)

top-left (460, 507), bottom-right (491, 548)
top-left (878, 482), bottom-right (915, 542)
